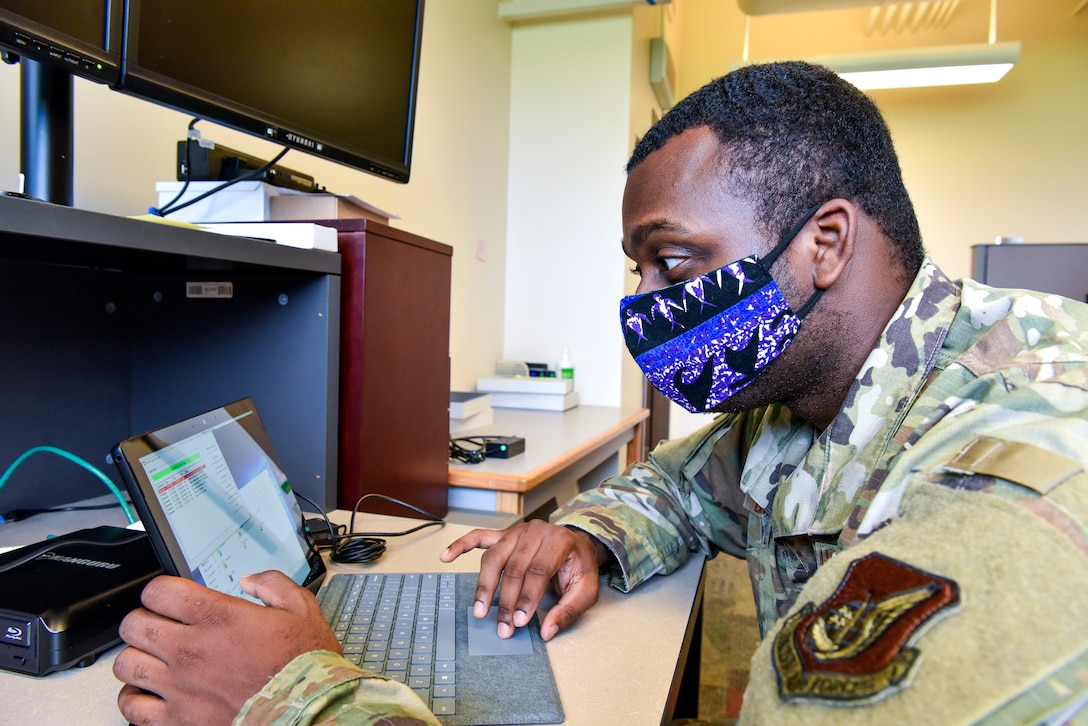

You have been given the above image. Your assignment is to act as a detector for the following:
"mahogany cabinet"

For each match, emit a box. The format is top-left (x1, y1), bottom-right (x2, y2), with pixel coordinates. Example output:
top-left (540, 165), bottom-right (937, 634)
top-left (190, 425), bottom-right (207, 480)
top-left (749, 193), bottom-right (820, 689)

top-left (332, 219), bottom-right (452, 518)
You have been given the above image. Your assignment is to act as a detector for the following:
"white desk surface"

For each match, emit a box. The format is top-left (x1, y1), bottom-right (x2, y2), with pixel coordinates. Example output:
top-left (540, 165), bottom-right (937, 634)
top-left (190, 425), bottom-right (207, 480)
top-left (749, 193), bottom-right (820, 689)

top-left (448, 405), bottom-right (648, 492)
top-left (1, 506), bottom-right (704, 726)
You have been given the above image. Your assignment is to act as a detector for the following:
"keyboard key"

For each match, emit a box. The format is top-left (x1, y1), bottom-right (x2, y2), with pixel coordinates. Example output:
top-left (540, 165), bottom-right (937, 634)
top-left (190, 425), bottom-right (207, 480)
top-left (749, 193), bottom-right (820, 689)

top-left (436, 607), bottom-right (456, 661)
top-left (432, 698), bottom-right (456, 715)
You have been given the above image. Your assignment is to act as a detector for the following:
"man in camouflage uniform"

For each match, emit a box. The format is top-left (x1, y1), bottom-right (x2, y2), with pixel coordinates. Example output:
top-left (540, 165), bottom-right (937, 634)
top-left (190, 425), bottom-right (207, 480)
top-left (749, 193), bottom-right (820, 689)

top-left (450, 61), bottom-right (1088, 723)
top-left (114, 62), bottom-right (1088, 724)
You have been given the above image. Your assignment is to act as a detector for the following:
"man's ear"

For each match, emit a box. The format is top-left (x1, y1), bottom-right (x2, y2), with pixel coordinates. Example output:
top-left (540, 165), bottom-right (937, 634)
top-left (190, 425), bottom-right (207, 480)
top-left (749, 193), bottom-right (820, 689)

top-left (809, 199), bottom-right (856, 290)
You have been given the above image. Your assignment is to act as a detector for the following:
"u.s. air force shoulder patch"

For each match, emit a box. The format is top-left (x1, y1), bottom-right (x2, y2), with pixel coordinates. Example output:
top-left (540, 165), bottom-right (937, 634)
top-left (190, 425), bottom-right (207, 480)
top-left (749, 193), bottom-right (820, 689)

top-left (772, 552), bottom-right (960, 705)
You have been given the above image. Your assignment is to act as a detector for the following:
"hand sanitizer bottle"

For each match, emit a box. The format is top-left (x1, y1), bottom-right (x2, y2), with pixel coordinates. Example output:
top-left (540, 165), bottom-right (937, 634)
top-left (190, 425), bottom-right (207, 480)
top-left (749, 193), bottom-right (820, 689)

top-left (558, 349), bottom-right (574, 382)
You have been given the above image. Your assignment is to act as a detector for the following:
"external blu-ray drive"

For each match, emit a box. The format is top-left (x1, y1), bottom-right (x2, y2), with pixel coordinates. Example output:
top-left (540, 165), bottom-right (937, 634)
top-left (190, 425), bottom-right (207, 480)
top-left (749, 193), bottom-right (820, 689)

top-left (0, 525), bottom-right (162, 676)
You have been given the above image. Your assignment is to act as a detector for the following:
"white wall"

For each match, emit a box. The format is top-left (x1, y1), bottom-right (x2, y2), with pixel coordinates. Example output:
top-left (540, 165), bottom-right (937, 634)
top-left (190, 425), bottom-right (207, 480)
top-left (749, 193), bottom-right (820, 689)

top-left (503, 14), bottom-right (635, 407)
top-left (0, 0), bottom-right (513, 392)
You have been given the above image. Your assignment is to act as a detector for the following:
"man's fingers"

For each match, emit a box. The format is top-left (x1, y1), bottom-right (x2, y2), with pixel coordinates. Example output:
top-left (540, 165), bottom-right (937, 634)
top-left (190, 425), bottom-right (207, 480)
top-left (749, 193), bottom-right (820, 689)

top-left (440, 528), bottom-right (505, 562)
top-left (493, 534), bottom-right (551, 633)
top-left (117, 607), bottom-right (187, 664)
top-left (114, 644), bottom-right (169, 693)
top-left (471, 530), bottom-right (521, 619)
top-left (117, 683), bottom-right (168, 726)
top-left (138, 574), bottom-right (250, 627)
top-left (239, 570), bottom-right (312, 611)
top-left (539, 576), bottom-right (599, 641)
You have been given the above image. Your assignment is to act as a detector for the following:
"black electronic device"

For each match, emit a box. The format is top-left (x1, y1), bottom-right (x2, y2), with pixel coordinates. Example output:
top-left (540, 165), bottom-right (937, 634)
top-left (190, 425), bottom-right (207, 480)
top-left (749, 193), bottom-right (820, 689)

top-left (0, 525), bottom-right (162, 677)
top-left (0, 0), bottom-right (122, 84)
top-left (112, 398), bottom-right (327, 599)
top-left (2, 0), bottom-right (425, 205)
top-left (484, 436), bottom-right (526, 459)
top-left (176, 139), bottom-right (319, 193)
top-left (121, 0), bottom-right (426, 183)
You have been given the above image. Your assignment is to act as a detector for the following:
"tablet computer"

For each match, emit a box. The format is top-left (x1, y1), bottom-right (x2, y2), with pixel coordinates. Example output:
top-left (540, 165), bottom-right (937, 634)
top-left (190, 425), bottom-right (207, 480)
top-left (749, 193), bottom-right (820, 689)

top-left (112, 398), bottom-right (326, 598)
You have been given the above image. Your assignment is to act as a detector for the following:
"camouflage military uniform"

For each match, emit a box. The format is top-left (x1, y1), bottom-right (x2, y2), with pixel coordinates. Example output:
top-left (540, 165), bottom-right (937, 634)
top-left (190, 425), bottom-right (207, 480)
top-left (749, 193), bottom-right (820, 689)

top-left (553, 259), bottom-right (1088, 722)
top-left (234, 650), bottom-right (440, 725)
top-left (229, 259), bottom-right (1088, 723)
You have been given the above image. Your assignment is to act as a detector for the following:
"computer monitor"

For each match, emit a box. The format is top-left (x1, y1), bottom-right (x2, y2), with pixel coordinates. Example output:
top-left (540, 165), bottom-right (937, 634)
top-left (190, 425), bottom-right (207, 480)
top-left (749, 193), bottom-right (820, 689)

top-left (0, 0), bottom-right (121, 84)
top-left (1, 0), bottom-right (425, 204)
top-left (120, 0), bottom-right (426, 183)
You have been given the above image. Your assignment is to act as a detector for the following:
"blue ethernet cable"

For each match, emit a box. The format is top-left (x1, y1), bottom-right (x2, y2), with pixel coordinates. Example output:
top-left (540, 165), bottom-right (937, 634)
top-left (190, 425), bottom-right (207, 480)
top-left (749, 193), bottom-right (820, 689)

top-left (0, 446), bottom-right (137, 525)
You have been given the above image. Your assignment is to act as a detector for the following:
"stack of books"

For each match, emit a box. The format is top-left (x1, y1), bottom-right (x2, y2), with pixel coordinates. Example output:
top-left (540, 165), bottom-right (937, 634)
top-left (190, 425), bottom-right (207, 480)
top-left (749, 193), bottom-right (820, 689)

top-left (449, 391), bottom-right (493, 433)
top-left (475, 376), bottom-right (579, 412)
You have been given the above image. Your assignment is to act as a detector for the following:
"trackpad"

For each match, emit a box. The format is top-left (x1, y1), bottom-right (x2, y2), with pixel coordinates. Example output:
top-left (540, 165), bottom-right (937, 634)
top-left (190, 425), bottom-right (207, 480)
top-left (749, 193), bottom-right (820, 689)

top-left (466, 606), bottom-right (535, 656)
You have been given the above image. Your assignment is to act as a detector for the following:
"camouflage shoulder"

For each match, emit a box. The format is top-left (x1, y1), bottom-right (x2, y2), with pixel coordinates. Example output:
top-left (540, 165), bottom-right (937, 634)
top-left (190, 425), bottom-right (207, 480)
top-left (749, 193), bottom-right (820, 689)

top-left (740, 476), bottom-right (1088, 725)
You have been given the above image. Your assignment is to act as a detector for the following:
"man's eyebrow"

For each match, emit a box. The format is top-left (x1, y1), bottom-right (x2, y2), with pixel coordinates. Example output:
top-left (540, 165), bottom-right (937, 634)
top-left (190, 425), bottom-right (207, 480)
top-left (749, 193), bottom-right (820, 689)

top-left (625, 219), bottom-right (688, 254)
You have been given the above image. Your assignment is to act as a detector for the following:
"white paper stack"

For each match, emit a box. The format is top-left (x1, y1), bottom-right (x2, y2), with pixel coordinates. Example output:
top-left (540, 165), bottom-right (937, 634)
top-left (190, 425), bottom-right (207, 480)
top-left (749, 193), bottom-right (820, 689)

top-left (475, 376), bottom-right (579, 412)
top-left (199, 222), bottom-right (338, 251)
top-left (450, 391), bottom-right (494, 433)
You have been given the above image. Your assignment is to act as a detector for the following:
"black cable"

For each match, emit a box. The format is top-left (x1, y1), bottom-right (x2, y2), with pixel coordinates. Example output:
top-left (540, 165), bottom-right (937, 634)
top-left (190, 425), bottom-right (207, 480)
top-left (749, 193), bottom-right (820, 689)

top-left (450, 435), bottom-right (519, 464)
top-left (2, 500), bottom-right (130, 523)
top-left (150, 117), bottom-right (200, 216)
top-left (150, 125), bottom-right (291, 217)
top-left (449, 437), bottom-right (485, 464)
top-left (293, 492), bottom-right (445, 565)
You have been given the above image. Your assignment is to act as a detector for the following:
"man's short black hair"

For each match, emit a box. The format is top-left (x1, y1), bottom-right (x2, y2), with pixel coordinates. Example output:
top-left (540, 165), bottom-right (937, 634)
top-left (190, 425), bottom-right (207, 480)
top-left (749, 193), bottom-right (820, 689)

top-left (629, 61), bottom-right (924, 275)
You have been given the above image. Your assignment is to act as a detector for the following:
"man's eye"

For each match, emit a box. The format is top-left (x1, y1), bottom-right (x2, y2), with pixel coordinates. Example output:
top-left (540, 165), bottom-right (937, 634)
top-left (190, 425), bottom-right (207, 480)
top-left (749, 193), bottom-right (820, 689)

top-left (662, 257), bottom-right (683, 271)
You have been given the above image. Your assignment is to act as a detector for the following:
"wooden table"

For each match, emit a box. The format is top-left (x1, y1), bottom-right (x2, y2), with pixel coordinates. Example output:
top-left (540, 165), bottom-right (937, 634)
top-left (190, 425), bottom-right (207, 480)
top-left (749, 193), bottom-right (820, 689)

top-left (447, 406), bottom-right (649, 517)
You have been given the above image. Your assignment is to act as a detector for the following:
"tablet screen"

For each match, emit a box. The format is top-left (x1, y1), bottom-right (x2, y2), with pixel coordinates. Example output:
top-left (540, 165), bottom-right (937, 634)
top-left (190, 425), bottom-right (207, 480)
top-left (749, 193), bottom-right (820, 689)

top-left (114, 398), bottom-right (325, 599)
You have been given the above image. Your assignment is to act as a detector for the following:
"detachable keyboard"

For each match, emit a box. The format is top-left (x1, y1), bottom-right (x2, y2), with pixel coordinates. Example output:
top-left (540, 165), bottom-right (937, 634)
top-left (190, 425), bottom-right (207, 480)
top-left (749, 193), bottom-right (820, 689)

top-left (318, 572), bottom-right (458, 716)
top-left (318, 570), bottom-right (565, 725)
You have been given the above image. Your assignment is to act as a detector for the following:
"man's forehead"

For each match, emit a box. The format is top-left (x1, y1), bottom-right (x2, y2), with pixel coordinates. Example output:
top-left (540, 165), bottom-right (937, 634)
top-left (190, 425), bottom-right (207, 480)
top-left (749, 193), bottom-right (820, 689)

top-left (640, 126), bottom-right (725, 176)
top-left (624, 129), bottom-right (735, 218)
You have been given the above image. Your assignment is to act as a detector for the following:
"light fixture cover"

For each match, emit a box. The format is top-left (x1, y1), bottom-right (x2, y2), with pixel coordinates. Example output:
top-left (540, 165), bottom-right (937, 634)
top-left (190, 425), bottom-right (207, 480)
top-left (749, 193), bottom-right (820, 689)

top-left (731, 41), bottom-right (1021, 91)
top-left (737, 0), bottom-right (899, 14)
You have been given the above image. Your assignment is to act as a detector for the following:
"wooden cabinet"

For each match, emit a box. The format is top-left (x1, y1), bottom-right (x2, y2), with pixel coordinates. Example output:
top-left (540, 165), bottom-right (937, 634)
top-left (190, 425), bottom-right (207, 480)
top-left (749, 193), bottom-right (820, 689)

top-left (333, 220), bottom-right (452, 518)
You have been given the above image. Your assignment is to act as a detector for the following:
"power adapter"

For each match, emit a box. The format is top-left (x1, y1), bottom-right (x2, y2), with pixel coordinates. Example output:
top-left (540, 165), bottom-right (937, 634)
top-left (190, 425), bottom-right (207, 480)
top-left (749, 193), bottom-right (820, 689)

top-left (304, 518), bottom-right (344, 547)
top-left (484, 436), bottom-right (525, 459)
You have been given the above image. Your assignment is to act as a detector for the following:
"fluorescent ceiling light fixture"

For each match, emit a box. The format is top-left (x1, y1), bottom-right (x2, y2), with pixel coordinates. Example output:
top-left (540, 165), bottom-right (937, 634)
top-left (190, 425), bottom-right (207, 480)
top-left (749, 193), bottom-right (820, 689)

top-left (732, 1), bottom-right (1021, 91)
top-left (810, 41), bottom-right (1021, 90)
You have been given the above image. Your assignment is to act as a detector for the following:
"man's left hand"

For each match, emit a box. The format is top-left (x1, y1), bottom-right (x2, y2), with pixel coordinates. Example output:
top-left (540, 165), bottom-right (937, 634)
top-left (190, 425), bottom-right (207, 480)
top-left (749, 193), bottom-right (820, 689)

top-left (114, 570), bottom-right (342, 726)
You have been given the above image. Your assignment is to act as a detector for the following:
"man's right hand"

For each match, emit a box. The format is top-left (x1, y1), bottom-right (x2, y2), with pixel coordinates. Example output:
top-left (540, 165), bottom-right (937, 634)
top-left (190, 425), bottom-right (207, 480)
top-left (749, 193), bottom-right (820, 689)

top-left (440, 520), bottom-right (608, 641)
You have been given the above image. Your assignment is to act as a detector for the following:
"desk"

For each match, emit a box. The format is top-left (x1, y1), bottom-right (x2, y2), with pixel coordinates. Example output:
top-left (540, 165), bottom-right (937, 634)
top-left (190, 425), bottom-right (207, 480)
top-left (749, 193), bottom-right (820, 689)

top-left (1, 508), bottom-right (704, 726)
top-left (448, 406), bottom-right (649, 517)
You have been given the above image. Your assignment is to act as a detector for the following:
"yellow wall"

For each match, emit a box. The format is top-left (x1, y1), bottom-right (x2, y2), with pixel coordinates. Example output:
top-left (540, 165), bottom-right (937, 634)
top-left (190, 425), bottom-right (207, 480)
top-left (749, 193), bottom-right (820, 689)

top-left (664, 0), bottom-right (1088, 279)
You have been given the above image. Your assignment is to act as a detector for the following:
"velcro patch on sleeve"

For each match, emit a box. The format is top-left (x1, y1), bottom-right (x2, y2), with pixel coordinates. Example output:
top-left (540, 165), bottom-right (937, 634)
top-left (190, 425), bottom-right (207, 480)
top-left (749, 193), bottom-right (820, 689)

top-left (942, 435), bottom-right (1082, 495)
top-left (772, 552), bottom-right (960, 706)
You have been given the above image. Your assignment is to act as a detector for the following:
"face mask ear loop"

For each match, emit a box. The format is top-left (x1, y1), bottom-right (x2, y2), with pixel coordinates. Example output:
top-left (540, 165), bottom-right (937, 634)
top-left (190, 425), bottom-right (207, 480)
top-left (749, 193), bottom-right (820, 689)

top-left (760, 202), bottom-right (824, 269)
top-left (795, 288), bottom-right (823, 319)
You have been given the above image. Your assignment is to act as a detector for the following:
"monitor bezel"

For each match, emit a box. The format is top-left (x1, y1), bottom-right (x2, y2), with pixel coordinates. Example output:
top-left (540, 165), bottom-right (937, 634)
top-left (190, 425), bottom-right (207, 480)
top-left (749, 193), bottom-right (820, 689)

top-left (0, 2), bottom-right (122, 85)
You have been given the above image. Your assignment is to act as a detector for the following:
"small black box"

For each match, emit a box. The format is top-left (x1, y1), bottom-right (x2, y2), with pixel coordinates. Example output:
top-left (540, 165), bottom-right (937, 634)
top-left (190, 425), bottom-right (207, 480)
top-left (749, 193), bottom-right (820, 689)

top-left (485, 436), bottom-right (525, 459)
top-left (0, 526), bottom-right (162, 676)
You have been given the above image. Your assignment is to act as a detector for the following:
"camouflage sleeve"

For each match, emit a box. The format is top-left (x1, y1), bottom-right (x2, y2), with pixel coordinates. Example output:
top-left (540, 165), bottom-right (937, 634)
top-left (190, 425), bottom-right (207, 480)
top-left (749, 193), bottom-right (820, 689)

top-left (234, 650), bottom-right (441, 726)
top-left (551, 413), bottom-right (752, 592)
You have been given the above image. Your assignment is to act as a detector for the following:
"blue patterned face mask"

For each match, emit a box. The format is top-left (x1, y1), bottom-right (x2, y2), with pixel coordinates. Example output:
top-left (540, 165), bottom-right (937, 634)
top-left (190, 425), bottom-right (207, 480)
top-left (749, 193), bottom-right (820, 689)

top-left (620, 206), bottom-right (823, 413)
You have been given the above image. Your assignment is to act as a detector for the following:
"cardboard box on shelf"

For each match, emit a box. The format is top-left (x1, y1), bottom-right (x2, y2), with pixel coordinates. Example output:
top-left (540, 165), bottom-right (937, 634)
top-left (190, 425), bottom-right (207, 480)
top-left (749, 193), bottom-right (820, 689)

top-left (270, 191), bottom-right (397, 224)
